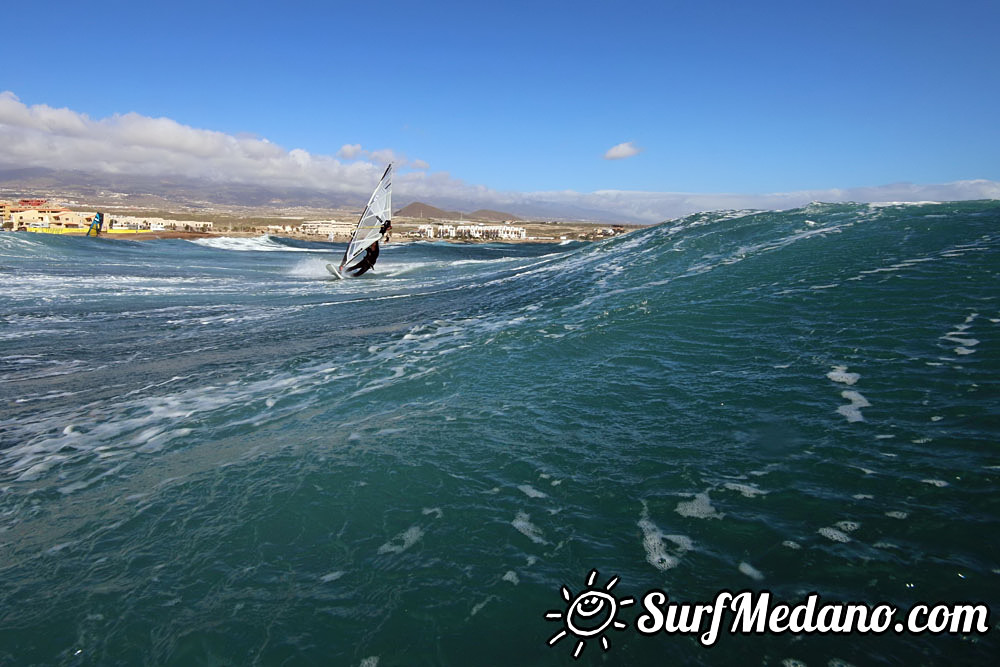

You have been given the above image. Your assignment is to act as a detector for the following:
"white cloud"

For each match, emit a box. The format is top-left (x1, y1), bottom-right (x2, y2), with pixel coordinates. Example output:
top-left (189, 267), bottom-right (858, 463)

top-left (0, 92), bottom-right (401, 197)
top-left (337, 143), bottom-right (362, 159)
top-left (604, 141), bottom-right (641, 160)
top-left (0, 91), bottom-right (996, 223)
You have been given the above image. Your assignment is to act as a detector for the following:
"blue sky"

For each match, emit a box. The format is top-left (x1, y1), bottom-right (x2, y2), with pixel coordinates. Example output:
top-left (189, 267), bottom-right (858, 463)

top-left (2, 0), bottom-right (998, 220)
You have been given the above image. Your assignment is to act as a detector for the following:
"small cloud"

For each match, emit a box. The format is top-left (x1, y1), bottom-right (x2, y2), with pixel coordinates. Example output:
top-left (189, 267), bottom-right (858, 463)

top-left (411, 158), bottom-right (429, 170)
top-left (337, 143), bottom-right (404, 166)
top-left (369, 148), bottom-right (402, 166)
top-left (337, 143), bottom-right (363, 159)
top-left (604, 141), bottom-right (641, 160)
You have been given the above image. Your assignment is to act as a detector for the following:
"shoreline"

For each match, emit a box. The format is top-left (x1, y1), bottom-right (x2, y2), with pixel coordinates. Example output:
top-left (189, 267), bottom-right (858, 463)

top-left (3, 229), bottom-right (614, 244)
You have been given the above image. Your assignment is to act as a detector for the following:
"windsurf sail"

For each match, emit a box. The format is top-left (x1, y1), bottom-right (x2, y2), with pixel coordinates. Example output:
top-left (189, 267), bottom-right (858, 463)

top-left (339, 164), bottom-right (392, 273)
top-left (86, 212), bottom-right (104, 237)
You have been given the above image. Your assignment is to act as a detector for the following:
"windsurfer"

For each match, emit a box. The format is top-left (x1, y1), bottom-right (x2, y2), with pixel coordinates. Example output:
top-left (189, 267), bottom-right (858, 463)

top-left (328, 165), bottom-right (393, 279)
top-left (348, 242), bottom-right (380, 277)
top-left (346, 221), bottom-right (391, 276)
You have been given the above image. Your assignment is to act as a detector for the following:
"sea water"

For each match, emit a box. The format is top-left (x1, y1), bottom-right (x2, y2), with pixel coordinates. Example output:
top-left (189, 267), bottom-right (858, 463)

top-left (1, 201), bottom-right (998, 665)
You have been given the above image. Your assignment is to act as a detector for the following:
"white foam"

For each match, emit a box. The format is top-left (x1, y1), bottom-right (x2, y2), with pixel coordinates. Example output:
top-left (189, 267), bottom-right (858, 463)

top-left (320, 571), bottom-right (345, 583)
top-left (739, 562), bottom-right (764, 581)
top-left (827, 366), bottom-right (860, 385)
top-left (675, 492), bottom-right (724, 519)
top-left (188, 235), bottom-right (318, 252)
top-left (781, 659), bottom-right (807, 667)
top-left (885, 511), bottom-right (908, 519)
top-left (135, 427), bottom-right (192, 454)
top-left (868, 200), bottom-right (940, 208)
top-left (921, 479), bottom-right (949, 487)
top-left (834, 521), bottom-right (860, 532)
top-left (377, 526), bottom-right (424, 554)
top-left (723, 482), bottom-right (768, 498)
top-left (517, 484), bottom-right (548, 499)
top-left (837, 390), bottom-right (870, 423)
top-left (359, 657), bottom-right (379, 667)
top-left (288, 257), bottom-right (342, 279)
top-left (942, 335), bottom-right (979, 346)
top-left (469, 596), bottom-right (496, 617)
top-left (511, 511), bottom-right (547, 545)
top-left (422, 507), bottom-right (443, 519)
top-left (502, 570), bottom-right (520, 585)
top-left (852, 494), bottom-right (874, 500)
top-left (782, 540), bottom-right (802, 550)
top-left (828, 659), bottom-right (858, 667)
top-left (818, 527), bottom-right (851, 543)
top-left (638, 501), bottom-right (692, 571)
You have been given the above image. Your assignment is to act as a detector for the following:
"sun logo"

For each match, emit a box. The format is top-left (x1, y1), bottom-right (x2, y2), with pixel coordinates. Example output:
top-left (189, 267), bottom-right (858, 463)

top-left (545, 569), bottom-right (634, 659)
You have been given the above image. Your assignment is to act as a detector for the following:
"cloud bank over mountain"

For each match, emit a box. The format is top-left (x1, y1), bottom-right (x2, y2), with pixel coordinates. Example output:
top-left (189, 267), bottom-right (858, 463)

top-left (1, 91), bottom-right (996, 223)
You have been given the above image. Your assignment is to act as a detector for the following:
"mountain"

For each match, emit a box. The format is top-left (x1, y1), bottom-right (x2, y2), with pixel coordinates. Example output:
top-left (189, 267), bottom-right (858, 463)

top-left (0, 168), bottom-right (628, 223)
top-left (394, 202), bottom-right (519, 222)
top-left (394, 202), bottom-right (458, 220)
top-left (0, 168), bottom-right (357, 211)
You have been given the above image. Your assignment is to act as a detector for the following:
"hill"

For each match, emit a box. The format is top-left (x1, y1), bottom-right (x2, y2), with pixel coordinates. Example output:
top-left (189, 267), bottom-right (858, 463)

top-left (395, 201), bottom-right (519, 222)
top-left (394, 202), bottom-right (458, 220)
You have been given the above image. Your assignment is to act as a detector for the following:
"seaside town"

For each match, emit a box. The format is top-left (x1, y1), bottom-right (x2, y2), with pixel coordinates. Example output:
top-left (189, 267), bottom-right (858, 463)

top-left (0, 199), bottom-right (214, 235)
top-left (0, 198), bottom-right (633, 242)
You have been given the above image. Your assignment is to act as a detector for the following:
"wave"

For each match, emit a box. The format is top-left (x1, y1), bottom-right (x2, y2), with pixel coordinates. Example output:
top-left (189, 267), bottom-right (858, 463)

top-left (2, 199), bottom-right (999, 665)
top-left (186, 234), bottom-right (330, 252)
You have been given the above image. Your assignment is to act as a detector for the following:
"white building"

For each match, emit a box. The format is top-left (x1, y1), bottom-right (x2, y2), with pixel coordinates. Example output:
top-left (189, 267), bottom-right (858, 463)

top-left (300, 220), bottom-right (354, 236)
top-left (455, 224), bottom-right (526, 240)
top-left (415, 223), bottom-right (525, 240)
top-left (414, 224), bottom-right (460, 239)
top-left (109, 215), bottom-right (214, 232)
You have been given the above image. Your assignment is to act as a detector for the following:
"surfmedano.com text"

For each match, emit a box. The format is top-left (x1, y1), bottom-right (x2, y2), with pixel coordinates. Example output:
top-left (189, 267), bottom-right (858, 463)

top-left (636, 590), bottom-right (990, 646)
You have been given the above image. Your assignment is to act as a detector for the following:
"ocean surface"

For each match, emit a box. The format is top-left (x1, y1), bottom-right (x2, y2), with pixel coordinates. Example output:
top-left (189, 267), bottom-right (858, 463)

top-left (1, 201), bottom-right (998, 666)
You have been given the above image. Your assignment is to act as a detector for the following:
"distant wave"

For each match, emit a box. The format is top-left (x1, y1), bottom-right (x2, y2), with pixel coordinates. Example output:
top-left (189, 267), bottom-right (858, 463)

top-left (186, 234), bottom-right (327, 252)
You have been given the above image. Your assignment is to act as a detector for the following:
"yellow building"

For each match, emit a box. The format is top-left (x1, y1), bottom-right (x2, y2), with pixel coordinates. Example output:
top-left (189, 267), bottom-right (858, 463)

top-left (12, 210), bottom-right (99, 233)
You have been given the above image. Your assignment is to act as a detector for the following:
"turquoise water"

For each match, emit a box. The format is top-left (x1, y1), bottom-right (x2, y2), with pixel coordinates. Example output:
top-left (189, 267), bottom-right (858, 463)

top-left (1, 201), bottom-right (998, 665)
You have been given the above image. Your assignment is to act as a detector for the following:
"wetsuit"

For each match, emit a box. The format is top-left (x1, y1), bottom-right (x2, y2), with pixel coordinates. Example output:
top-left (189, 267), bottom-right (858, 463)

top-left (348, 242), bottom-right (379, 277)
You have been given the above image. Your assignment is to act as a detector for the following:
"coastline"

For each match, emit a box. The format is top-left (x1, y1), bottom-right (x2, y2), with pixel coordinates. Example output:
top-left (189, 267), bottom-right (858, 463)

top-left (3, 228), bottom-right (628, 244)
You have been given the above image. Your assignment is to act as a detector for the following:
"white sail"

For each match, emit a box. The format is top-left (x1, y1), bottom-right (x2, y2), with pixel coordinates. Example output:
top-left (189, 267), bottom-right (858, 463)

top-left (341, 164), bottom-right (392, 269)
